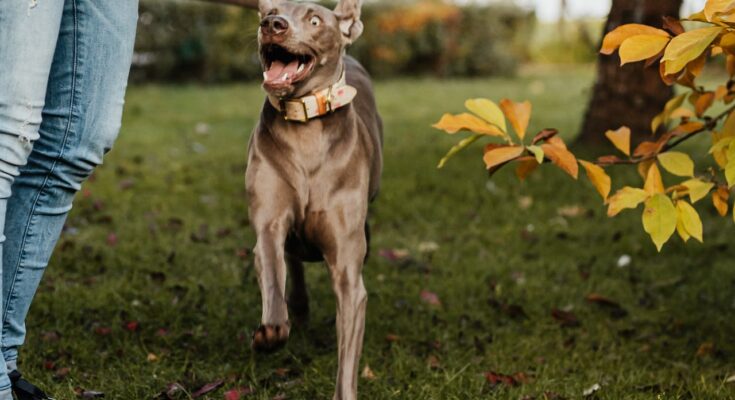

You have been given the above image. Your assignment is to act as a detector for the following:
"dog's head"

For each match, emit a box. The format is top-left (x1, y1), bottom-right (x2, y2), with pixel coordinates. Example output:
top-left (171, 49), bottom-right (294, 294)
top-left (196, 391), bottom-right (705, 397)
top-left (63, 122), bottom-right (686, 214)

top-left (257, 0), bottom-right (363, 98)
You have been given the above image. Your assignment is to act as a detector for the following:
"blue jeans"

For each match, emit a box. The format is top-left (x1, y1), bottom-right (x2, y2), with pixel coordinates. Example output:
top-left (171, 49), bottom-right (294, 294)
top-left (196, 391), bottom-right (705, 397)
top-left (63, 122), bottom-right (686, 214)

top-left (0, 0), bottom-right (138, 396)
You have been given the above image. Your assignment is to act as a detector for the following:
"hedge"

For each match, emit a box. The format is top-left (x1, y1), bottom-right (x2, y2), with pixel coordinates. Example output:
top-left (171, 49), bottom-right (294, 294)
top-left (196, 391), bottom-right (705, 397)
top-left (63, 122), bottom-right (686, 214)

top-left (131, 0), bottom-right (533, 83)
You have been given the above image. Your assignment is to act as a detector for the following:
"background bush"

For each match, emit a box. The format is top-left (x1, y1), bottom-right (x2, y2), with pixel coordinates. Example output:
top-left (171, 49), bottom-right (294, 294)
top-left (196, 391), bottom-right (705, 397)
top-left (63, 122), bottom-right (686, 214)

top-left (131, 0), bottom-right (533, 83)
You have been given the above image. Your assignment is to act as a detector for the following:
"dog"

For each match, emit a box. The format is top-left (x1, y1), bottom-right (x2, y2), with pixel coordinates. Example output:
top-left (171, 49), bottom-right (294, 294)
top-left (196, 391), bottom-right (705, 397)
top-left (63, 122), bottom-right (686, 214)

top-left (245, 0), bottom-right (382, 398)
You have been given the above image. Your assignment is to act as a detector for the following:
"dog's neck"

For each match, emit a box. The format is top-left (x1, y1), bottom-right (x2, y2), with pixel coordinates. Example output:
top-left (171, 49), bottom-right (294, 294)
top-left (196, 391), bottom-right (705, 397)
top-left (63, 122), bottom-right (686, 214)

top-left (267, 66), bottom-right (357, 123)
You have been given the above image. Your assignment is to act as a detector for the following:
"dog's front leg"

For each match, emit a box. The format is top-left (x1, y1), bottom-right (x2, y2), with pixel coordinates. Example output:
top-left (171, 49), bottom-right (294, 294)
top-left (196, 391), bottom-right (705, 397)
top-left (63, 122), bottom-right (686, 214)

top-left (326, 227), bottom-right (368, 400)
top-left (251, 218), bottom-right (291, 352)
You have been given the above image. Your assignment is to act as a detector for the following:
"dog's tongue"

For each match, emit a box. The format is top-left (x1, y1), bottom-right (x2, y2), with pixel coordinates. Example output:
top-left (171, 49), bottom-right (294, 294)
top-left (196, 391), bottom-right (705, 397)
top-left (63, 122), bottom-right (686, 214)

top-left (265, 60), bottom-right (300, 84)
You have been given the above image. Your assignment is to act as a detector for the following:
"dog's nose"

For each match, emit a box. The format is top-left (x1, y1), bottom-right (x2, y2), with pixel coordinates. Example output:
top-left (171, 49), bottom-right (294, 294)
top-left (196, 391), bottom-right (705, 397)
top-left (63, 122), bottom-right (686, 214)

top-left (260, 16), bottom-right (290, 36)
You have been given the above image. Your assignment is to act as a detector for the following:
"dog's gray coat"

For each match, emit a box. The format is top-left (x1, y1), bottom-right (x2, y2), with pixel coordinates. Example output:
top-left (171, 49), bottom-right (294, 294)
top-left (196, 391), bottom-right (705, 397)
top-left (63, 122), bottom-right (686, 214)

top-left (245, 1), bottom-right (382, 398)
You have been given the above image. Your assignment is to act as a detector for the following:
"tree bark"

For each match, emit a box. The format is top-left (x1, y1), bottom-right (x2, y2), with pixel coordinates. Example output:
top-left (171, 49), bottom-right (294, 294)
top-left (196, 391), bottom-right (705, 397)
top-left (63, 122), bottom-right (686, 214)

top-left (578, 0), bottom-right (683, 146)
top-left (194, 0), bottom-right (258, 9)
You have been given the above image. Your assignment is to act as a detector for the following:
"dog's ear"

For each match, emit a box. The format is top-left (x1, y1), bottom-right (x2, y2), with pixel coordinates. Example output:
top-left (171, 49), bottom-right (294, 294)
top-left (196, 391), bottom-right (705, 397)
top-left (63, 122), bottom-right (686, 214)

top-left (258, 0), bottom-right (283, 16)
top-left (334, 0), bottom-right (363, 45)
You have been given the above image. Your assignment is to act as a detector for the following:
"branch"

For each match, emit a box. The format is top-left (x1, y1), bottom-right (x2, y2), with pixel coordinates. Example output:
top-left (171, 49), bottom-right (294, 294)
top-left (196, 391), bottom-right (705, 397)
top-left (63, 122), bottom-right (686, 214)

top-left (596, 102), bottom-right (735, 167)
top-left (193, 0), bottom-right (258, 9)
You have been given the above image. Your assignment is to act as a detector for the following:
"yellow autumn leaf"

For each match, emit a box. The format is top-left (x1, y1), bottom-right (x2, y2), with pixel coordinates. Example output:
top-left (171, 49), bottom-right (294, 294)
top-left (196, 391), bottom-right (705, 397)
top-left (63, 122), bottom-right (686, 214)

top-left (483, 145), bottom-right (525, 170)
top-left (433, 113), bottom-right (507, 137)
top-left (704, 0), bottom-right (735, 21)
top-left (526, 145), bottom-right (545, 164)
top-left (638, 159), bottom-right (655, 180)
top-left (713, 187), bottom-right (730, 216)
top-left (579, 160), bottom-right (612, 200)
top-left (515, 157), bottom-right (539, 181)
top-left (657, 152), bottom-right (695, 177)
top-left (651, 93), bottom-right (688, 133)
top-left (601, 24), bottom-right (670, 55)
top-left (642, 194), bottom-right (678, 252)
top-left (676, 201), bottom-right (704, 243)
top-left (676, 216), bottom-right (691, 242)
top-left (605, 127), bottom-right (631, 156)
top-left (682, 178), bottom-right (715, 203)
top-left (663, 27), bottom-right (723, 75)
top-left (607, 187), bottom-right (650, 217)
top-left (541, 141), bottom-right (579, 179)
top-left (619, 35), bottom-right (671, 65)
top-left (499, 99), bottom-right (532, 141)
top-left (644, 163), bottom-right (666, 195)
top-left (726, 159), bottom-right (735, 188)
top-left (465, 99), bottom-right (507, 133)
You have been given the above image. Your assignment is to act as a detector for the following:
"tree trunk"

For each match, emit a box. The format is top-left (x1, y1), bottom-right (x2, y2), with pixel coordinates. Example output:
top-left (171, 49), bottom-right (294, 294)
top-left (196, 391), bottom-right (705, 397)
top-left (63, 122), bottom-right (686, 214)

top-left (578, 0), bottom-right (682, 146)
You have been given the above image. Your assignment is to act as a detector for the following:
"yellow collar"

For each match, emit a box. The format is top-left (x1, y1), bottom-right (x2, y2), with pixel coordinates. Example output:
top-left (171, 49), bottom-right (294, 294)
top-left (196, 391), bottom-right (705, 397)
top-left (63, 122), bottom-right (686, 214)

top-left (268, 71), bottom-right (357, 123)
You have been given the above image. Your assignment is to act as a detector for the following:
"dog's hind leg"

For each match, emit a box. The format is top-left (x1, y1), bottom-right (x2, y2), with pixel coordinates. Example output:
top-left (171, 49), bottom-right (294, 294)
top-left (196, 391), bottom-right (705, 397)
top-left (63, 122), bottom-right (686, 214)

top-left (251, 218), bottom-right (291, 353)
top-left (287, 255), bottom-right (310, 325)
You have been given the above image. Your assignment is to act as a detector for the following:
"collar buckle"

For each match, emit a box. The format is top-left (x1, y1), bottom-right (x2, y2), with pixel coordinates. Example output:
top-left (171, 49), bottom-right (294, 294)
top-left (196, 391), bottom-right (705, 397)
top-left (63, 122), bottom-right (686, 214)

top-left (280, 98), bottom-right (309, 123)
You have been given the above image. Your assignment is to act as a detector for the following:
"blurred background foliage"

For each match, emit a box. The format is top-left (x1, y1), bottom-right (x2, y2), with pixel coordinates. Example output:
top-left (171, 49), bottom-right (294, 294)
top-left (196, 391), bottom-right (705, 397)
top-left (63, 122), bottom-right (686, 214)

top-left (132, 0), bottom-right (599, 83)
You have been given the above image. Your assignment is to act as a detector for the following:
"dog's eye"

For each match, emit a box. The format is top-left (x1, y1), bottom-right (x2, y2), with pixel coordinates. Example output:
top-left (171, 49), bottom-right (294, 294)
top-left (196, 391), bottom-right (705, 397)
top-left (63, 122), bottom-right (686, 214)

top-left (310, 16), bottom-right (321, 26)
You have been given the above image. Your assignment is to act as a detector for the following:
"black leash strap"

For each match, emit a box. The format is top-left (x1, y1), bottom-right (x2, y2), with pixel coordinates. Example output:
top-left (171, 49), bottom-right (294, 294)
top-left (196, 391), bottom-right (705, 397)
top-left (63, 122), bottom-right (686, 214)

top-left (9, 371), bottom-right (53, 400)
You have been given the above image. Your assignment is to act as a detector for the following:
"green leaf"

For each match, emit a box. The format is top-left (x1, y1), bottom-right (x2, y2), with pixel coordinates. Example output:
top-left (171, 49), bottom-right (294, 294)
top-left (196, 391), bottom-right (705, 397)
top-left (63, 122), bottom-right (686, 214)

top-left (526, 145), bottom-right (545, 164)
top-left (642, 194), bottom-right (678, 252)
top-left (465, 99), bottom-right (507, 133)
top-left (437, 134), bottom-right (482, 169)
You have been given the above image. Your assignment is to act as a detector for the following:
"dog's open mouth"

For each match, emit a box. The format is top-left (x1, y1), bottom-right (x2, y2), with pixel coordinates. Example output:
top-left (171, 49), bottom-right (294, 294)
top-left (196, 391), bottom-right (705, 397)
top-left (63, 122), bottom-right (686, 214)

top-left (261, 44), bottom-right (315, 88)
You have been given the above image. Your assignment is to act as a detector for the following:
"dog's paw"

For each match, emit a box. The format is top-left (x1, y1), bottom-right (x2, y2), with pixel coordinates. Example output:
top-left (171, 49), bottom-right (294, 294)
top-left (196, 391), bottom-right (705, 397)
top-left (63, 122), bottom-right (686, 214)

top-left (251, 323), bottom-right (290, 353)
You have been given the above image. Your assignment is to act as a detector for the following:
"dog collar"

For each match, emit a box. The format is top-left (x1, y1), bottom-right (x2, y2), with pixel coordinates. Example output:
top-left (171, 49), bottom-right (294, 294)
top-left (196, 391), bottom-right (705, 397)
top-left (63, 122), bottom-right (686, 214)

top-left (268, 70), bottom-right (357, 123)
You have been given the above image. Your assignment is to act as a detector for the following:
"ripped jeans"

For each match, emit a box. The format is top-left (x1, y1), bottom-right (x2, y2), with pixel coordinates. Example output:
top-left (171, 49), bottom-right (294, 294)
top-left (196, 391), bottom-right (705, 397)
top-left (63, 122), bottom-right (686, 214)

top-left (0, 0), bottom-right (138, 396)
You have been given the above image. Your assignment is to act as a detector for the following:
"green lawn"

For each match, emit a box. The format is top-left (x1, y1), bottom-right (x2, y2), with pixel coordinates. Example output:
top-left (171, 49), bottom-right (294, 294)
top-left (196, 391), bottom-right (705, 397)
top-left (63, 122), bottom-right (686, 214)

top-left (20, 65), bottom-right (735, 399)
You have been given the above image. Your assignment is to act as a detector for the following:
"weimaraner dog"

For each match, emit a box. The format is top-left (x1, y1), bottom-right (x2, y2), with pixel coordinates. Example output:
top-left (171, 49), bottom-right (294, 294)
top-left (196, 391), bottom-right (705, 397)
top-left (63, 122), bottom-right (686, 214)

top-left (245, 0), bottom-right (382, 398)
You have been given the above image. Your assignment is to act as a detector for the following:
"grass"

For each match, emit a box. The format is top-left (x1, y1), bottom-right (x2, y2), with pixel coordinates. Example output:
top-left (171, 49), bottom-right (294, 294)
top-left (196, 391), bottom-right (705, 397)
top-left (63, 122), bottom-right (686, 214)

top-left (19, 65), bottom-right (735, 399)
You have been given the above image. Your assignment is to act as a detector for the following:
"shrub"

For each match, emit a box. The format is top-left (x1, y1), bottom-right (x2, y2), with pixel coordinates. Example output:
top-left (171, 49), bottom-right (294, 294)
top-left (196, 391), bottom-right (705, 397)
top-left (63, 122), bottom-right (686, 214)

top-left (131, 0), bottom-right (532, 83)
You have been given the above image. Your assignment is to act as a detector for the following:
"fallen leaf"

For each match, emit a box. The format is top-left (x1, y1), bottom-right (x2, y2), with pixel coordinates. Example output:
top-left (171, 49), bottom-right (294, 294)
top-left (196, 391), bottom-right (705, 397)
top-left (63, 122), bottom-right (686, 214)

top-left (54, 367), bottom-right (71, 380)
top-left (379, 249), bottom-right (410, 262)
top-left (106, 233), bottom-right (118, 247)
top-left (484, 371), bottom-right (527, 387)
top-left (94, 326), bottom-right (112, 336)
top-left (696, 341), bottom-right (715, 357)
top-left (124, 321), bottom-right (140, 332)
top-left (586, 293), bottom-right (628, 319)
top-left (361, 365), bottom-right (377, 380)
top-left (192, 380), bottom-right (224, 398)
top-left (583, 383), bottom-right (602, 397)
top-left (76, 389), bottom-right (105, 399)
top-left (224, 387), bottom-right (255, 400)
top-left (426, 355), bottom-right (441, 369)
top-left (385, 334), bottom-right (400, 343)
top-left (420, 290), bottom-right (442, 307)
top-left (551, 309), bottom-right (580, 328)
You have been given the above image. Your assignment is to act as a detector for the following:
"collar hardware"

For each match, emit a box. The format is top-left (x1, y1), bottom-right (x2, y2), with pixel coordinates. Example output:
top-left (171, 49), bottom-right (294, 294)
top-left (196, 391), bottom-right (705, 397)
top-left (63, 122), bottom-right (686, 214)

top-left (269, 70), bottom-right (357, 123)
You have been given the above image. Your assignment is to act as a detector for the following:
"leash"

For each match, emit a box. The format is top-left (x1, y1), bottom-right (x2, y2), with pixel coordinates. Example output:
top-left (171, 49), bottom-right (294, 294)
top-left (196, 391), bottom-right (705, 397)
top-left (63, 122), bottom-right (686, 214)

top-left (9, 371), bottom-right (54, 400)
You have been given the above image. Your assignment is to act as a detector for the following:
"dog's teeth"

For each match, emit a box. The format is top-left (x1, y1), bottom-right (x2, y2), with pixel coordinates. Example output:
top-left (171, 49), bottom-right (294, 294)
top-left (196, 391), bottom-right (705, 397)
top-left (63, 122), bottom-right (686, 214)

top-left (263, 72), bottom-right (268, 80)
top-left (282, 73), bottom-right (289, 81)
top-left (297, 63), bottom-right (305, 73)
